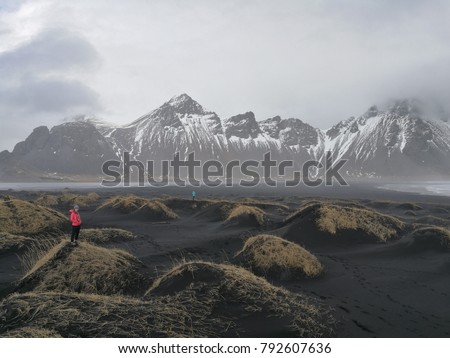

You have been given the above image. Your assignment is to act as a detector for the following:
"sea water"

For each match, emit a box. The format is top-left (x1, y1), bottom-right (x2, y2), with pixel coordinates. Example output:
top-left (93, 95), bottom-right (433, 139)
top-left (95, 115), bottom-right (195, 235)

top-left (381, 181), bottom-right (450, 197)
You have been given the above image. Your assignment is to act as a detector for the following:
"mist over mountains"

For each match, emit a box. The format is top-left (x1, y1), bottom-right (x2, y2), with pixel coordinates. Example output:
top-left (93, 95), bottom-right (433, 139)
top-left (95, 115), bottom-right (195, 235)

top-left (1, 94), bottom-right (449, 181)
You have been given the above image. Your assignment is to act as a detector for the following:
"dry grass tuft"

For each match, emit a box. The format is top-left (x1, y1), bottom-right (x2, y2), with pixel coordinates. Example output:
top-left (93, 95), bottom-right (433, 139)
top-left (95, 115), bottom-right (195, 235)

top-left (96, 195), bottom-right (178, 220)
top-left (225, 205), bottom-right (268, 227)
top-left (18, 241), bottom-right (145, 296)
top-left (191, 201), bottom-right (269, 226)
top-left (0, 196), bottom-right (67, 235)
top-left (19, 238), bottom-right (61, 274)
top-left (286, 203), bottom-right (405, 243)
top-left (145, 260), bottom-right (333, 337)
top-left (80, 228), bottom-right (136, 244)
top-left (0, 327), bottom-right (62, 338)
top-left (411, 226), bottom-right (450, 251)
top-left (35, 192), bottom-right (101, 207)
top-left (34, 195), bottom-right (59, 206)
top-left (0, 259), bottom-right (334, 337)
top-left (0, 232), bottom-right (36, 253)
top-left (235, 235), bottom-right (324, 280)
top-left (0, 292), bottom-right (208, 338)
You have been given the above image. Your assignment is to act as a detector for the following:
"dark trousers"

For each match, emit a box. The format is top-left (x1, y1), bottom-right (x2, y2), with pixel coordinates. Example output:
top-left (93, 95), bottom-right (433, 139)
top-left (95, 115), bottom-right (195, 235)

top-left (71, 225), bottom-right (81, 242)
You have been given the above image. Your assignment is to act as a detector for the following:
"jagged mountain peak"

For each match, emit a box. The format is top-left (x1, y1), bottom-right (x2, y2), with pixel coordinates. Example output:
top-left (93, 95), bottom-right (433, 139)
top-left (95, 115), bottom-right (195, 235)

top-left (363, 105), bottom-right (379, 119)
top-left (58, 120), bottom-right (97, 130)
top-left (163, 93), bottom-right (208, 115)
top-left (71, 115), bottom-right (115, 131)
top-left (168, 93), bottom-right (194, 105)
top-left (128, 93), bottom-right (215, 130)
top-left (384, 98), bottom-right (423, 118)
top-left (275, 116), bottom-right (309, 127)
top-left (385, 98), bottom-right (450, 126)
top-left (223, 112), bottom-right (261, 139)
top-left (326, 99), bottom-right (423, 140)
top-left (260, 116), bottom-right (319, 147)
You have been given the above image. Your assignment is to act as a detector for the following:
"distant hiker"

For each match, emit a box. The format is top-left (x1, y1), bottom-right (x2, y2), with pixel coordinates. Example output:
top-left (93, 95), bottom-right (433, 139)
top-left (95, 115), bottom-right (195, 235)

top-left (192, 190), bottom-right (196, 201)
top-left (69, 205), bottom-right (82, 246)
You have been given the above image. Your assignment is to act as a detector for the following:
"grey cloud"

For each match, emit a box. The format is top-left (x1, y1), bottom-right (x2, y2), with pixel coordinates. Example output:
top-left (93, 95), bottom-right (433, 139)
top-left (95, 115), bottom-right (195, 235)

top-left (0, 27), bottom-right (101, 150)
top-left (74, 0), bottom-right (449, 129)
top-left (0, 76), bottom-right (99, 112)
top-left (2, 0), bottom-right (450, 150)
top-left (0, 0), bottom-right (25, 13)
top-left (0, 28), bottom-right (100, 77)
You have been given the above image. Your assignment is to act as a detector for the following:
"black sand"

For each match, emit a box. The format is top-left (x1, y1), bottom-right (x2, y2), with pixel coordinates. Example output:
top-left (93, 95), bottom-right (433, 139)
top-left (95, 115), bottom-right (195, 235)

top-left (1, 182), bottom-right (449, 337)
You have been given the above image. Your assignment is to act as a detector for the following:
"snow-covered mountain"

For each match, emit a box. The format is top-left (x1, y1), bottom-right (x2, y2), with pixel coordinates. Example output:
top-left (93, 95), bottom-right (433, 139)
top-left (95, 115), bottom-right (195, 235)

top-left (322, 99), bottom-right (450, 177)
top-left (102, 95), bottom-right (321, 172)
top-left (104, 94), bottom-right (227, 165)
top-left (1, 94), bottom-right (449, 181)
top-left (0, 121), bottom-right (119, 180)
top-left (72, 115), bottom-right (116, 133)
top-left (260, 116), bottom-right (324, 162)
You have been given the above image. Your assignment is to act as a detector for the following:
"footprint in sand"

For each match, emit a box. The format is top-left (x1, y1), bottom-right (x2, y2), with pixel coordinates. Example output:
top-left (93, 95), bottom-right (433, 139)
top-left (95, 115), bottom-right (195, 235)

top-left (338, 305), bottom-right (350, 313)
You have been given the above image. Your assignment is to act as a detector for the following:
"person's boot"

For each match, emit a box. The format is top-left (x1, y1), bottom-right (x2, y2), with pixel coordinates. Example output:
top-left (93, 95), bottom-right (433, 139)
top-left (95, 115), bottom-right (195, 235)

top-left (71, 241), bottom-right (76, 246)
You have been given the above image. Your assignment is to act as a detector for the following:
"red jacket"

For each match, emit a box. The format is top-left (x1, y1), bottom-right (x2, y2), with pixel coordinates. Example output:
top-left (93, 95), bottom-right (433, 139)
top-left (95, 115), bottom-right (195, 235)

top-left (69, 209), bottom-right (82, 226)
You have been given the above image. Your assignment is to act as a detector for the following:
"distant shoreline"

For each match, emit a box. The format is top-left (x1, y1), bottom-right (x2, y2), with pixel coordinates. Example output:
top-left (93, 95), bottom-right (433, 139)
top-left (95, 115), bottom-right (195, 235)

top-left (380, 182), bottom-right (450, 197)
top-left (1, 180), bottom-right (450, 194)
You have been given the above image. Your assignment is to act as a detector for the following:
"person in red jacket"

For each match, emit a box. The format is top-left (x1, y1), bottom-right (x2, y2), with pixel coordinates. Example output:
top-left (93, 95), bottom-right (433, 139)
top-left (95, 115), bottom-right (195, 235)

top-left (69, 205), bottom-right (82, 246)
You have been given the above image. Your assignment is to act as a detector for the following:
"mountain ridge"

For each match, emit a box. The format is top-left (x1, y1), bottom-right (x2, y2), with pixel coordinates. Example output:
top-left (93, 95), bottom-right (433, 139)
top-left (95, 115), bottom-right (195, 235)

top-left (1, 94), bottom-right (449, 181)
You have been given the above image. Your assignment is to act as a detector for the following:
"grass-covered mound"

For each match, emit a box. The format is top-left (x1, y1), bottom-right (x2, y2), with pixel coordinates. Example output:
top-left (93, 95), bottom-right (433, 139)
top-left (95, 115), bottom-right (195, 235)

top-left (235, 235), bottom-right (323, 280)
top-left (161, 197), bottom-right (214, 213)
top-left (396, 203), bottom-right (423, 211)
top-left (0, 232), bottom-right (36, 253)
top-left (0, 196), bottom-right (67, 235)
top-left (145, 261), bottom-right (333, 337)
top-left (160, 196), bottom-right (285, 226)
top-left (238, 198), bottom-right (290, 211)
top-left (0, 292), bottom-right (207, 338)
top-left (192, 201), bottom-right (269, 228)
top-left (284, 203), bottom-right (405, 244)
top-left (96, 195), bottom-right (178, 221)
top-left (404, 210), bottom-right (417, 216)
top-left (17, 241), bottom-right (145, 296)
top-left (35, 192), bottom-right (100, 207)
top-left (431, 207), bottom-right (449, 214)
top-left (80, 228), bottom-right (136, 244)
top-left (367, 200), bottom-right (423, 212)
top-left (224, 205), bottom-right (268, 227)
top-left (411, 226), bottom-right (450, 252)
top-left (192, 201), bottom-right (236, 221)
top-left (415, 216), bottom-right (450, 228)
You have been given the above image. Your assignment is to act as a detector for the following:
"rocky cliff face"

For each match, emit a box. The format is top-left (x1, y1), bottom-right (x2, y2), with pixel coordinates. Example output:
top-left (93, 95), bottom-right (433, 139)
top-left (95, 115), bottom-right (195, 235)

top-left (0, 122), bottom-right (119, 180)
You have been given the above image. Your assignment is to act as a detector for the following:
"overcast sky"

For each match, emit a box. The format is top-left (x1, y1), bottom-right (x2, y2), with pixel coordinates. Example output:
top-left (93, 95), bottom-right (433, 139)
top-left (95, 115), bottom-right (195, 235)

top-left (1, 0), bottom-right (450, 150)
